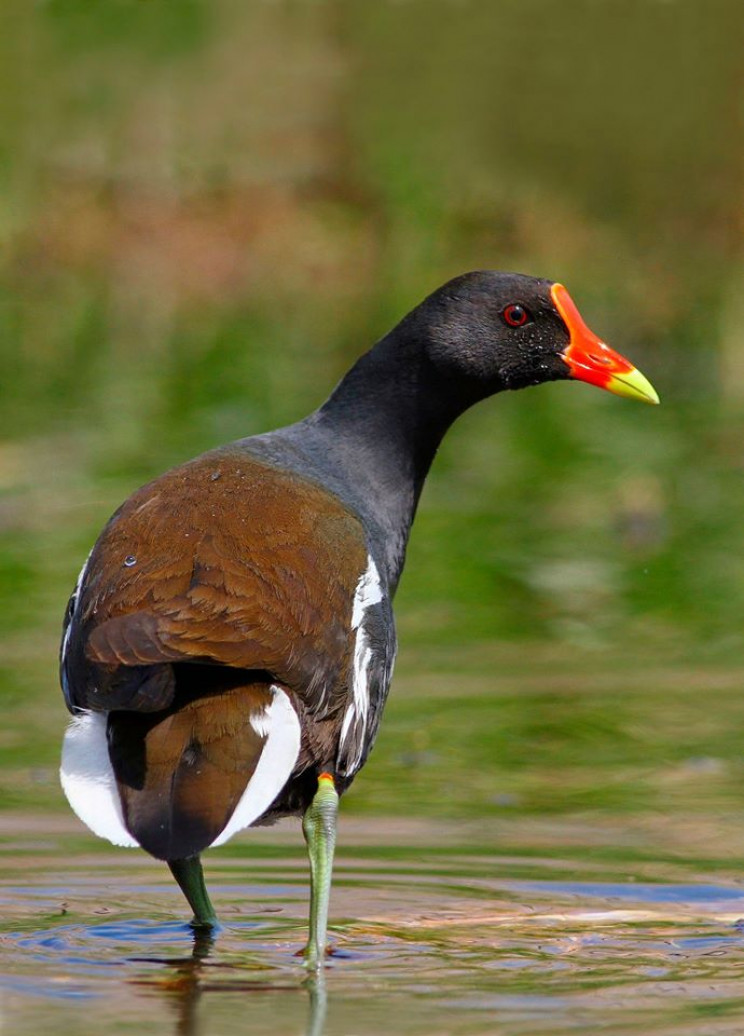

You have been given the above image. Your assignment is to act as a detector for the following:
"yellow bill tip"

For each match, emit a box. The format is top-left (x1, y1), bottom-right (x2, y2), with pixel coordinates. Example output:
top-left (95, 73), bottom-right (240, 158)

top-left (605, 367), bottom-right (660, 406)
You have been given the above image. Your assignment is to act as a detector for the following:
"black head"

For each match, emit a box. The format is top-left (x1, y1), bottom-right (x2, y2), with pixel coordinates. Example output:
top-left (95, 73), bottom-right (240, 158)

top-left (407, 270), bottom-right (658, 405)
top-left (415, 271), bottom-right (569, 393)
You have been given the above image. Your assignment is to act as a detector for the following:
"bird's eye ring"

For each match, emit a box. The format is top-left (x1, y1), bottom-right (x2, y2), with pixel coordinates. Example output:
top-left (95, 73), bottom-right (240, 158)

top-left (502, 304), bottom-right (529, 328)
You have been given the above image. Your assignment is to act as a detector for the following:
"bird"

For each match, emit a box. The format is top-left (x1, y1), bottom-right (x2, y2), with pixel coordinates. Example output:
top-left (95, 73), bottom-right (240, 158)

top-left (59, 271), bottom-right (659, 969)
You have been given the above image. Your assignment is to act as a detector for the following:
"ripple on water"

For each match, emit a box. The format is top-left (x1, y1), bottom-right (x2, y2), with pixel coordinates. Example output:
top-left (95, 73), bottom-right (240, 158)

top-left (4, 845), bottom-right (744, 1034)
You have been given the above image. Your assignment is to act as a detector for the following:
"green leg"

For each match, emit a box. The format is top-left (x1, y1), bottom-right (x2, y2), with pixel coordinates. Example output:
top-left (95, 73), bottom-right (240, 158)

top-left (168, 855), bottom-right (218, 929)
top-left (302, 772), bottom-right (339, 970)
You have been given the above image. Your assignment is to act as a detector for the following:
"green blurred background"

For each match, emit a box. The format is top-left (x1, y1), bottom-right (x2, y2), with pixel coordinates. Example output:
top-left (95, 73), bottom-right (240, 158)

top-left (2, 0), bottom-right (744, 831)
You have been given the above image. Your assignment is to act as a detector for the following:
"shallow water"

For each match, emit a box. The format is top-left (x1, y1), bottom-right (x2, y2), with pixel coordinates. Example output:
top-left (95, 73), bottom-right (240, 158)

top-left (4, 816), bottom-right (744, 1036)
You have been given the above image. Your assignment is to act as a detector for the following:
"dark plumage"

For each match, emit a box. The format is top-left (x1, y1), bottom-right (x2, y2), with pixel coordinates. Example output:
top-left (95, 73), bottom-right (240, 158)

top-left (59, 271), bottom-right (658, 967)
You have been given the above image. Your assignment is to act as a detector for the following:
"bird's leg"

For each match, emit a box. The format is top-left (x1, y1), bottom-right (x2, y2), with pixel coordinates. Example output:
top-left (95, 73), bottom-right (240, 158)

top-left (168, 855), bottom-right (218, 929)
top-left (302, 772), bottom-right (339, 970)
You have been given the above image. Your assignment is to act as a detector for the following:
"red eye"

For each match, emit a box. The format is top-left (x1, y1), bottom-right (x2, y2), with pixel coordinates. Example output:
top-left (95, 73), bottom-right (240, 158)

top-left (502, 304), bottom-right (529, 328)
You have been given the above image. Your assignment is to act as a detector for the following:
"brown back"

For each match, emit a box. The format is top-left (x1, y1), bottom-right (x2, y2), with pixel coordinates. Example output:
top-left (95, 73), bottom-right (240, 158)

top-left (68, 448), bottom-right (369, 715)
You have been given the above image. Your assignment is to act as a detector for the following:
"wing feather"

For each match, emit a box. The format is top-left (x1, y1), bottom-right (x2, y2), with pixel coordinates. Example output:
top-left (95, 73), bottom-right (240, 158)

top-left (62, 450), bottom-right (368, 716)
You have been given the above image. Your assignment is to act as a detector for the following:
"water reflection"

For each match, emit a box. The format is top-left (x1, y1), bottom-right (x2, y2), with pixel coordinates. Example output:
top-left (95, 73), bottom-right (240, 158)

top-left (131, 925), bottom-right (216, 1036)
top-left (130, 925), bottom-right (328, 1036)
top-left (123, 925), bottom-right (318, 1036)
top-left (123, 922), bottom-right (330, 1036)
top-left (305, 975), bottom-right (328, 1036)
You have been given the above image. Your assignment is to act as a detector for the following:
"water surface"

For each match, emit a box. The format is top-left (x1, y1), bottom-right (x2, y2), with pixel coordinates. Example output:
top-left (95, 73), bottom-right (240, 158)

top-left (4, 811), bottom-right (744, 1036)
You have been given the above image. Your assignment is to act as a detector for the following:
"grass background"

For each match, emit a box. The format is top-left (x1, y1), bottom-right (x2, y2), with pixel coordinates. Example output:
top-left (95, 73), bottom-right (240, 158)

top-left (2, 0), bottom-right (744, 826)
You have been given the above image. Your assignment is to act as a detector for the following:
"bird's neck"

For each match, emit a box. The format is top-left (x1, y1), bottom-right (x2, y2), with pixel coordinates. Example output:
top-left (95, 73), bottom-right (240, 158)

top-left (311, 329), bottom-right (479, 590)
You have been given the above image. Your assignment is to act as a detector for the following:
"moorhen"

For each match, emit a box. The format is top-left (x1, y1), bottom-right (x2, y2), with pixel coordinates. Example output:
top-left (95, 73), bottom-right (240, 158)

top-left (59, 272), bottom-right (658, 968)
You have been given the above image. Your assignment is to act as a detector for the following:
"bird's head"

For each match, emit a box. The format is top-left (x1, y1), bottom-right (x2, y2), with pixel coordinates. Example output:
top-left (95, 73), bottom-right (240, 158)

top-left (420, 271), bottom-right (659, 405)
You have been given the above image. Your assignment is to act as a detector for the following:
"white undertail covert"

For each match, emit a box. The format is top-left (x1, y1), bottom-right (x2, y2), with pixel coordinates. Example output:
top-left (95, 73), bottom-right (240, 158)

top-left (60, 685), bottom-right (302, 851)
top-left (60, 712), bottom-right (138, 848)
top-left (212, 685), bottom-right (301, 845)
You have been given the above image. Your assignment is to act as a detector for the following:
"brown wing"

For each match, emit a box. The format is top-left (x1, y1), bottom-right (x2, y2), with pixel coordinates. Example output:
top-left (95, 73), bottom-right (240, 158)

top-left (64, 448), bottom-right (368, 716)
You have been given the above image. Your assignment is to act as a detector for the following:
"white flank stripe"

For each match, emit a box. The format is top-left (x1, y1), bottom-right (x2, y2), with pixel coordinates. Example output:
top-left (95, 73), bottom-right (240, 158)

top-left (61, 550), bottom-right (92, 663)
top-left (351, 556), bottom-right (382, 628)
top-left (341, 625), bottom-right (376, 771)
top-left (211, 686), bottom-right (301, 847)
top-left (60, 712), bottom-right (139, 848)
top-left (339, 700), bottom-right (355, 746)
top-left (352, 626), bottom-right (373, 726)
top-left (339, 555), bottom-right (383, 767)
